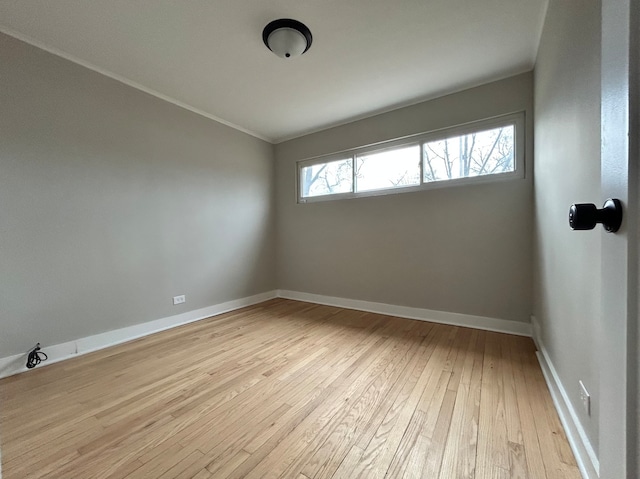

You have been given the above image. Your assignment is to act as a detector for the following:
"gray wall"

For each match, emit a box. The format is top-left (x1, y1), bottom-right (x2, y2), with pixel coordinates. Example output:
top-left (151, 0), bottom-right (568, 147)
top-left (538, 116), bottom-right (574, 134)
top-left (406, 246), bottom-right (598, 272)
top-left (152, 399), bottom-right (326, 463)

top-left (276, 73), bottom-right (534, 323)
top-left (533, 0), bottom-right (601, 453)
top-left (0, 33), bottom-right (276, 357)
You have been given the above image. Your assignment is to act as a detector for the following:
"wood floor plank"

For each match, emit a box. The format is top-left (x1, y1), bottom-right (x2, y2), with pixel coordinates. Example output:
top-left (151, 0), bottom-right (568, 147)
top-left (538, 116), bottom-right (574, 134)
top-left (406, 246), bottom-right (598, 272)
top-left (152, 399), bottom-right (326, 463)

top-left (437, 329), bottom-right (484, 479)
top-left (508, 336), bottom-right (547, 479)
top-left (297, 321), bottom-right (427, 479)
top-left (199, 403), bottom-right (292, 475)
top-left (420, 388), bottom-right (457, 478)
top-left (377, 324), bottom-right (461, 479)
top-left (476, 332), bottom-right (510, 478)
top-left (517, 339), bottom-right (581, 479)
top-left (235, 322), bottom-right (422, 479)
top-left (355, 322), bottom-right (437, 451)
top-left (0, 299), bottom-right (581, 479)
top-left (191, 469), bottom-right (213, 479)
top-left (331, 445), bottom-right (365, 479)
top-left (348, 328), bottom-right (459, 479)
top-left (500, 334), bottom-right (524, 447)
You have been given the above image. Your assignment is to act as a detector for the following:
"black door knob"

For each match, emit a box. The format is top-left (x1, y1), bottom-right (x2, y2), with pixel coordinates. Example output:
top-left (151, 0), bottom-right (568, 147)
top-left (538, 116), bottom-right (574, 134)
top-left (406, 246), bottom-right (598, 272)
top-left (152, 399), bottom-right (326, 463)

top-left (569, 198), bottom-right (623, 232)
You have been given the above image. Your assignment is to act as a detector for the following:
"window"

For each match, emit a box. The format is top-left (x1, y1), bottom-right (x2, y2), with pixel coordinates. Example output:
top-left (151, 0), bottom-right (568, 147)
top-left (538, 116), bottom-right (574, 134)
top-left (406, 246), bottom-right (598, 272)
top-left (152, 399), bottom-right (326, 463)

top-left (298, 112), bottom-right (524, 203)
top-left (356, 144), bottom-right (420, 192)
top-left (422, 124), bottom-right (515, 182)
top-left (300, 158), bottom-right (352, 198)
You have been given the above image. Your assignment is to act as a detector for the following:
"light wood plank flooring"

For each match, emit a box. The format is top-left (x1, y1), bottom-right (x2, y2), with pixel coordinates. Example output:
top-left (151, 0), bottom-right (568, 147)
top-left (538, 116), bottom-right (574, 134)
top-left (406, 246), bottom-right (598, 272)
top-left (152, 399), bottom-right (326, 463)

top-left (0, 299), bottom-right (580, 478)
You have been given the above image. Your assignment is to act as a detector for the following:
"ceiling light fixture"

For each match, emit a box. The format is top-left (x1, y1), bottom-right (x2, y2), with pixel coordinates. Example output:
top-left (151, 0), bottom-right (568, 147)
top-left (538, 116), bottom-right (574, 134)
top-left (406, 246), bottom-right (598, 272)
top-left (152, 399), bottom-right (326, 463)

top-left (262, 19), bottom-right (312, 59)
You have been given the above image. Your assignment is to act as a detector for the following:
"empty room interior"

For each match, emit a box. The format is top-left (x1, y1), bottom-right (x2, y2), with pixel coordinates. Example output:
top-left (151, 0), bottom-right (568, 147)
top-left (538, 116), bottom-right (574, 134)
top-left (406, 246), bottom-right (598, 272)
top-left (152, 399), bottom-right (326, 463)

top-left (0, 1), bottom-right (637, 478)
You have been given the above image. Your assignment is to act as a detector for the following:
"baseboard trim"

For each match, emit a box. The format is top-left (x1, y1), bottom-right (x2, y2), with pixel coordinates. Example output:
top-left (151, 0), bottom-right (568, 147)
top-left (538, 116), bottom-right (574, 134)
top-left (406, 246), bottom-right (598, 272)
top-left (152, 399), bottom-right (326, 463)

top-left (0, 290), bottom-right (532, 380)
top-left (531, 316), bottom-right (599, 479)
top-left (277, 290), bottom-right (532, 337)
top-left (0, 290), bottom-right (277, 380)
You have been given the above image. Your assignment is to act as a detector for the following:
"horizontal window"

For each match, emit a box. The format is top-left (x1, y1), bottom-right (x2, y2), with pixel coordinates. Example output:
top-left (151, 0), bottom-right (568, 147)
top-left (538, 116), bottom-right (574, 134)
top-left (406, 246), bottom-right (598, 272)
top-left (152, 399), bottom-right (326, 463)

top-left (297, 113), bottom-right (524, 203)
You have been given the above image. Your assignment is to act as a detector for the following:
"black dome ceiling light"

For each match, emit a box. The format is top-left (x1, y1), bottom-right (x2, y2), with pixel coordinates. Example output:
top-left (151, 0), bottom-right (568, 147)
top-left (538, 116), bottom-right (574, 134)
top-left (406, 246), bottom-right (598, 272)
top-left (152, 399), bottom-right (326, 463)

top-left (262, 19), bottom-right (312, 59)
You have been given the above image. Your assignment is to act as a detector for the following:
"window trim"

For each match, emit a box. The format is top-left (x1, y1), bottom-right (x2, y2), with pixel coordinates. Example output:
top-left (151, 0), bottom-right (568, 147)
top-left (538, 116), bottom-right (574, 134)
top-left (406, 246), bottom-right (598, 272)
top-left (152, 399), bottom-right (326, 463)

top-left (297, 112), bottom-right (525, 204)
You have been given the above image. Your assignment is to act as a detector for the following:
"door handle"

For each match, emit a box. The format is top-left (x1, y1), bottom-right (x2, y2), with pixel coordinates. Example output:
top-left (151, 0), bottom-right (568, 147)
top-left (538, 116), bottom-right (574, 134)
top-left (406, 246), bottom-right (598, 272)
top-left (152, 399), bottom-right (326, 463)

top-left (569, 198), bottom-right (623, 232)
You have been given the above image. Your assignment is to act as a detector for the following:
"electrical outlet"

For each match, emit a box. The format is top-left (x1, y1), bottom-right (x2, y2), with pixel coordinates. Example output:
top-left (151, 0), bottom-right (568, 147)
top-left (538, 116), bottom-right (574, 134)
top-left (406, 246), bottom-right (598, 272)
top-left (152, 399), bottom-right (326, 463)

top-left (173, 294), bottom-right (186, 305)
top-left (579, 380), bottom-right (590, 416)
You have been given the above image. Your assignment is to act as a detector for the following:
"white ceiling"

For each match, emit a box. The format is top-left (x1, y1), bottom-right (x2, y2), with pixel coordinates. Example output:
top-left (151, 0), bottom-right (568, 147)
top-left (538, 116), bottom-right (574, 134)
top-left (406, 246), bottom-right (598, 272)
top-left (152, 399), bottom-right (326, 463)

top-left (0, 0), bottom-right (548, 143)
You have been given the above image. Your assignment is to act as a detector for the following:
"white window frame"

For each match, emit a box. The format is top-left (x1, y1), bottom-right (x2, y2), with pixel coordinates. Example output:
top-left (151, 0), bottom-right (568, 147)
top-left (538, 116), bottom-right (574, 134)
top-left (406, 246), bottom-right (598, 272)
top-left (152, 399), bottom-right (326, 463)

top-left (297, 112), bottom-right (525, 203)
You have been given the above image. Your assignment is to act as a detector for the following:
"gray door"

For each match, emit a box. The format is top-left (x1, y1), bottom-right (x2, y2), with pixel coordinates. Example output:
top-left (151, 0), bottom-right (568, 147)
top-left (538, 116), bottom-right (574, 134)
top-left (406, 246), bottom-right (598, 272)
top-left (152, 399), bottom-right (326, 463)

top-left (599, 0), bottom-right (639, 477)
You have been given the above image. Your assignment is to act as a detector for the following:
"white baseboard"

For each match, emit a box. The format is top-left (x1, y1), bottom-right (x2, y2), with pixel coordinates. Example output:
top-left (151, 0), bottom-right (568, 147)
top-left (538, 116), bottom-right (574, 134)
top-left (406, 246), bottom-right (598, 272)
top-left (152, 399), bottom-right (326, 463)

top-left (277, 290), bottom-right (532, 337)
top-left (531, 316), bottom-right (599, 479)
top-left (531, 313), bottom-right (542, 350)
top-left (0, 290), bottom-right (531, 381)
top-left (0, 291), bottom-right (277, 380)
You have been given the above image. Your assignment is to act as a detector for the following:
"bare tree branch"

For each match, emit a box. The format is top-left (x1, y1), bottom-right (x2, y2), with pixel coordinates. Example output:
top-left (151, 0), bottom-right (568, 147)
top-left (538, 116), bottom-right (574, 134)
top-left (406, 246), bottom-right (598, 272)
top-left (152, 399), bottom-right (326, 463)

top-left (443, 140), bottom-right (453, 179)
top-left (424, 149), bottom-right (437, 182)
top-left (303, 164), bottom-right (327, 195)
top-left (476, 129), bottom-right (503, 175)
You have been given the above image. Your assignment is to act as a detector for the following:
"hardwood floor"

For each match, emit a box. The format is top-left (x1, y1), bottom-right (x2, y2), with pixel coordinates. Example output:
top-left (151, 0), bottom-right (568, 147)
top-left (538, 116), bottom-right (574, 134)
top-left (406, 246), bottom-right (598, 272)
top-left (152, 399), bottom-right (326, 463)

top-left (0, 299), bottom-right (580, 478)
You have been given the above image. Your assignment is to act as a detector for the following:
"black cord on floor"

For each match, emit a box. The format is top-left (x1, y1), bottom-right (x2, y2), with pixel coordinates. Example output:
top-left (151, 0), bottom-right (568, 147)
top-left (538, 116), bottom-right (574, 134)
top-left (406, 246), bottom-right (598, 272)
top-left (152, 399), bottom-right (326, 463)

top-left (26, 343), bottom-right (48, 369)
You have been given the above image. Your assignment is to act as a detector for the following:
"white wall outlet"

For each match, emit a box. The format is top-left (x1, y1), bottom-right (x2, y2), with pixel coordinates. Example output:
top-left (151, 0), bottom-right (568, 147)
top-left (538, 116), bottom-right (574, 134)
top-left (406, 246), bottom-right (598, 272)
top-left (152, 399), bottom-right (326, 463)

top-left (173, 294), bottom-right (186, 305)
top-left (579, 380), bottom-right (591, 416)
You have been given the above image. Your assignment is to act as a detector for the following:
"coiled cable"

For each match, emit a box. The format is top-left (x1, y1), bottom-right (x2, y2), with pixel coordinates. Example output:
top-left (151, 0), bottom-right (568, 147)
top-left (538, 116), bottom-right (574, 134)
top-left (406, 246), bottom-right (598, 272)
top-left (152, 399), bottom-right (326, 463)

top-left (26, 343), bottom-right (48, 369)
